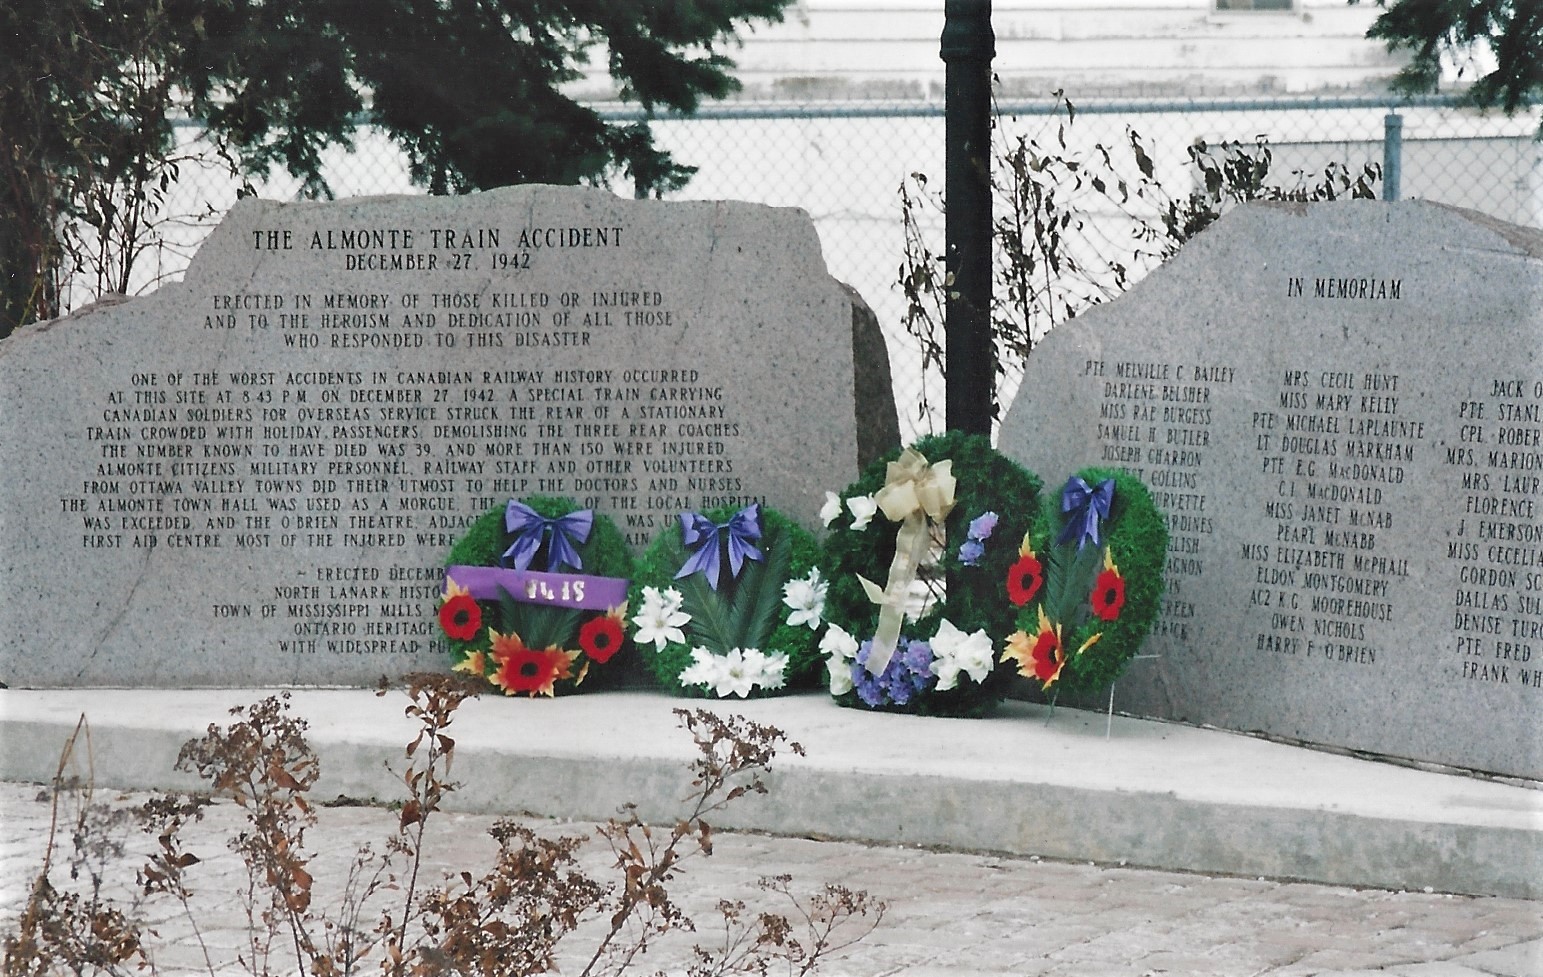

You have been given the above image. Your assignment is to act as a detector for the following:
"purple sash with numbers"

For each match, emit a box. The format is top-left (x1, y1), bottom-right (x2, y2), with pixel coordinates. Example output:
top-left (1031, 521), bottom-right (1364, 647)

top-left (446, 565), bottom-right (629, 611)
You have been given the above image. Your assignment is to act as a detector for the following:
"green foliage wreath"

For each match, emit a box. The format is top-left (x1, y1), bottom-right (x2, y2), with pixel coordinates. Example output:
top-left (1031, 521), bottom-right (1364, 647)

top-left (439, 496), bottom-right (635, 696)
top-left (1002, 467), bottom-right (1167, 698)
top-left (821, 431), bottom-right (1044, 717)
top-left (628, 504), bottom-right (825, 697)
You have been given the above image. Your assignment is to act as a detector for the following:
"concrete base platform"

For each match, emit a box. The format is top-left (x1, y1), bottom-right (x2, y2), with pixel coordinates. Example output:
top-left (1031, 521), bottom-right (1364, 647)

top-left (2, 688), bottom-right (1538, 900)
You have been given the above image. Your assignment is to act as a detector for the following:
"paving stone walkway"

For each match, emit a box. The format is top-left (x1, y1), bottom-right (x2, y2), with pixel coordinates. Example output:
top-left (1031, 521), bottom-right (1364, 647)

top-left (2, 781), bottom-right (1539, 977)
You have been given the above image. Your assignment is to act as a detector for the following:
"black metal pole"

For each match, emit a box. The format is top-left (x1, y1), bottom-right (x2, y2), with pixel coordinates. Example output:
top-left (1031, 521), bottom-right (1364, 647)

top-left (940, 0), bottom-right (994, 436)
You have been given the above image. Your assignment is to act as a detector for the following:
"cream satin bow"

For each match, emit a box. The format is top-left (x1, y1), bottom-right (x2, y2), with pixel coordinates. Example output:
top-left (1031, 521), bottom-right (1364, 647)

top-left (857, 448), bottom-right (956, 675)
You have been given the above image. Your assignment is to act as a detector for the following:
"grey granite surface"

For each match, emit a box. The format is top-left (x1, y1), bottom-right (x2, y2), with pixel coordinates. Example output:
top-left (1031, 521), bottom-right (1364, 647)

top-left (0, 186), bottom-right (896, 687)
top-left (998, 200), bottom-right (1543, 779)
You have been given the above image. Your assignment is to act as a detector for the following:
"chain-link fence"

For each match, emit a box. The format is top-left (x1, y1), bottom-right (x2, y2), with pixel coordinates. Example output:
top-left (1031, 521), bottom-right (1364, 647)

top-left (70, 93), bottom-right (1543, 438)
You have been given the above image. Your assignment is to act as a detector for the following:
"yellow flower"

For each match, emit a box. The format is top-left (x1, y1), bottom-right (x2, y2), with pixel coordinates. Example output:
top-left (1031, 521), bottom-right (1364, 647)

top-left (1001, 629), bottom-right (1034, 677)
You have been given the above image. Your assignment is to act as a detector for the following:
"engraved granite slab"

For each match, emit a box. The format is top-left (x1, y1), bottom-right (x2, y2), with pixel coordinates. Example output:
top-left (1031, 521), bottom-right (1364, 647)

top-left (0, 186), bottom-right (897, 688)
top-left (998, 201), bottom-right (1542, 779)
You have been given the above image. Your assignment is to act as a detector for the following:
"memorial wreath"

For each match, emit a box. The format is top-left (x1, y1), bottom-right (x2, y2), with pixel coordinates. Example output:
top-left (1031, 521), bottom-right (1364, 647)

top-left (820, 431), bottom-right (1043, 716)
top-left (439, 496), bottom-right (634, 697)
top-left (629, 502), bottom-right (825, 698)
top-left (1000, 468), bottom-right (1167, 697)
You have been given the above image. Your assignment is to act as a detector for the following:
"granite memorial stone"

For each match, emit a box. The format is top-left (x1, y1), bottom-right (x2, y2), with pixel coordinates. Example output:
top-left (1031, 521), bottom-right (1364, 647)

top-left (0, 186), bottom-right (897, 688)
top-left (998, 201), bottom-right (1542, 780)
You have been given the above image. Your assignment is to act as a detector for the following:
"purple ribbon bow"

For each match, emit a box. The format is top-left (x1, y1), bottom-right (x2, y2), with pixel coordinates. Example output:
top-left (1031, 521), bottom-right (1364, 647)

top-left (501, 500), bottom-right (593, 572)
top-left (1056, 476), bottom-right (1115, 550)
top-left (674, 504), bottom-right (763, 591)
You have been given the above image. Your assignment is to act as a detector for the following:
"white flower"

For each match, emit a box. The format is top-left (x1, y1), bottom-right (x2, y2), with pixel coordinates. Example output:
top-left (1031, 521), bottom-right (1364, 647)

top-left (819, 623), bottom-right (858, 695)
top-left (847, 494), bottom-right (878, 530)
top-left (680, 647), bottom-right (786, 698)
top-left (746, 648), bottom-right (789, 691)
top-left (781, 567), bottom-right (828, 629)
top-left (713, 649), bottom-right (759, 698)
top-left (632, 586), bottom-right (691, 650)
top-left (826, 656), bottom-right (854, 696)
top-left (678, 647), bottom-right (718, 688)
top-left (756, 651), bottom-right (790, 688)
top-left (819, 622), bottom-right (859, 662)
top-left (820, 491), bottom-right (843, 527)
top-left (929, 618), bottom-right (995, 692)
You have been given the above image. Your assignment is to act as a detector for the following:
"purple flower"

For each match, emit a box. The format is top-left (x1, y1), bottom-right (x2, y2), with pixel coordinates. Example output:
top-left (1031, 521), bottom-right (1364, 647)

top-left (851, 637), bottom-right (937, 708)
top-left (967, 511), bottom-right (999, 540)
top-left (958, 510), bottom-right (999, 565)
top-left (852, 657), bottom-right (885, 707)
top-left (882, 669), bottom-right (913, 700)
top-left (902, 638), bottom-right (934, 675)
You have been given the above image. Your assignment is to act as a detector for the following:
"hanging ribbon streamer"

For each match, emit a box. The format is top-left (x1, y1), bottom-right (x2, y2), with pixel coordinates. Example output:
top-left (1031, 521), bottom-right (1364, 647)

top-left (675, 504), bottom-right (763, 591)
top-left (1056, 476), bottom-right (1115, 550)
top-left (501, 501), bottom-right (593, 572)
top-left (857, 448), bottom-right (956, 675)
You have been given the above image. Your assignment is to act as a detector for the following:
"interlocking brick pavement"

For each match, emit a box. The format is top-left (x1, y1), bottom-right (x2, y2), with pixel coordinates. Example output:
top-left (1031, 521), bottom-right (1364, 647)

top-left (2, 781), bottom-right (1539, 977)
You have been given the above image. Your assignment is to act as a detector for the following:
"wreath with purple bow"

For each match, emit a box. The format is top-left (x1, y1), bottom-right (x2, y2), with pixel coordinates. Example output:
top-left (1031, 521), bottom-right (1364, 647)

top-left (1000, 468), bottom-right (1168, 698)
top-left (627, 502), bottom-right (826, 697)
top-left (439, 496), bottom-right (634, 696)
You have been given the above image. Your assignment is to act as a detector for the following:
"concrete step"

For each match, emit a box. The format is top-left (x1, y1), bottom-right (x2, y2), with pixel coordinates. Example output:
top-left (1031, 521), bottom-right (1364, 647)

top-left (1, 688), bottom-right (1538, 899)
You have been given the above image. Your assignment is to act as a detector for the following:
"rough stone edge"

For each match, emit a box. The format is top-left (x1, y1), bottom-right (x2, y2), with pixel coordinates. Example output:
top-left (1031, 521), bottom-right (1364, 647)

top-left (1085, 198), bottom-right (1543, 322)
top-left (844, 281), bottom-right (902, 470)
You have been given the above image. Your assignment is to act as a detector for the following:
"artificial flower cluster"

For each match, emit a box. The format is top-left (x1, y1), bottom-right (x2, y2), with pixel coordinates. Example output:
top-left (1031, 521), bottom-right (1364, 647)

top-left (436, 497), bottom-right (636, 698)
top-left (820, 619), bottom-right (994, 707)
top-left (439, 577), bottom-right (629, 697)
top-left (850, 636), bottom-right (934, 707)
top-left (633, 583), bottom-right (796, 698)
top-left (1000, 478), bottom-right (1132, 692)
top-left (957, 510), bottom-right (999, 566)
top-left (631, 585), bottom-right (691, 649)
top-left (678, 647), bottom-right (790, 698)
top-left (821, 490), bottom-right (878, 531)
top-left (782, 567), bottom-right (828, 628)
top-left (817, 435), bottom-right (1165, 715)
top-left (628, 517), bottom-right (829, 700)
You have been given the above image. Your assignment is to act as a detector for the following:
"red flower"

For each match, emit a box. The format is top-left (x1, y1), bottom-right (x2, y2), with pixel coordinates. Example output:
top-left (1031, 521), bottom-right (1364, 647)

top-left (1006, 554), bottom-right (1044, 606)
top-left (1029, 627), bottom-right (1065, 686)
top-left (489, 631), bottom-right (575, 697)
top-left (578, 614), bottom-right (624, 663)
top-left (439, 593), bottom-right (482, 641)
top-left (1002, 609), bottom-right (1072, 691)
top-left (1090, 568), bottom-right (1126, 621)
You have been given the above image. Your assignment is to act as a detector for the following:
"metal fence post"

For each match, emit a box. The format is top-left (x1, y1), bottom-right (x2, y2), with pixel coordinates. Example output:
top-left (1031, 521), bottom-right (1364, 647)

top-left (1383, 111), bottom-right (1403, 201)
top-left (941, 0), bottom-right (994, 435)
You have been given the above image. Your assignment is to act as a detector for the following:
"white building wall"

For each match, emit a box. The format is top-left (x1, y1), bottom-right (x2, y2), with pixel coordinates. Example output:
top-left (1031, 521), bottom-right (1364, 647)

top-left (572, 0), bottom-right (1406, 100)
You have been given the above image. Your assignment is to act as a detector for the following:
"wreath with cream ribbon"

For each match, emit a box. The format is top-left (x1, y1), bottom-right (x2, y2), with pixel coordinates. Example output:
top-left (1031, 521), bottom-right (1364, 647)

top-left (819, 431), bottom-right (1043, 717)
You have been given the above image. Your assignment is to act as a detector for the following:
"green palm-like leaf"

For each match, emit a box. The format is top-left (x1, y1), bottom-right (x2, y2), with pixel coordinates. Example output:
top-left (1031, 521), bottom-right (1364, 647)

top-left (1042, 539), bottom-right (1103, 630)
top-left (677, 523), bottom-right (794, 655)
top-left (679, 569), bottom-right (736, 653)
top-left (726, 523), bottom-right (793, 653)
top-left (498, 586), bottom-right (582, 650)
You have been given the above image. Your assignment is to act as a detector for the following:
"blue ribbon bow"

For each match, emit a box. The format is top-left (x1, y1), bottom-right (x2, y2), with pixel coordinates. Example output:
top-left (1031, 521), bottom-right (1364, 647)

top-left (501, 501), bottom-right (593, 572)
top-left (1056, 477), bottom-right (1116, 550)
top-left (675, 504), bottom-right (764, 591)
